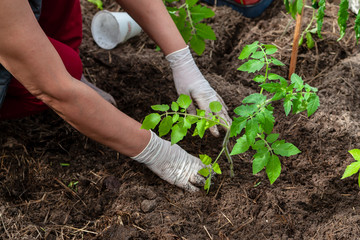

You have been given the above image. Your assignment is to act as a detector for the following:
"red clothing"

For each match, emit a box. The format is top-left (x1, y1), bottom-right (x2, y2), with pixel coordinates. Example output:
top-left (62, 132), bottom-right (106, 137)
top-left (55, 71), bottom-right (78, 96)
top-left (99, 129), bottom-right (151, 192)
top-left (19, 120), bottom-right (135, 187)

top-left (0, 0), bottom-right (83, 120)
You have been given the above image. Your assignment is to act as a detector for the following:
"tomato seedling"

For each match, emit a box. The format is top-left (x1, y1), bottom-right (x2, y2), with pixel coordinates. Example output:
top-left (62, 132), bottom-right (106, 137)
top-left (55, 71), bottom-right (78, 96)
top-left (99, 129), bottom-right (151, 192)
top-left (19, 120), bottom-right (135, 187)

top-left (342, 149), bottom-right (360, 187)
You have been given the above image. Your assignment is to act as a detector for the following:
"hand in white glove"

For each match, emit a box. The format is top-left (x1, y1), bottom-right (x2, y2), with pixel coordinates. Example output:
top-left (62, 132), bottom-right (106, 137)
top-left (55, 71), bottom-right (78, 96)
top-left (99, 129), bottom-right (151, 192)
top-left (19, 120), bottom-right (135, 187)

top-left (166, 46), bottom-right (232, 137)
top-left (131, 131), bottom-right (206, 192)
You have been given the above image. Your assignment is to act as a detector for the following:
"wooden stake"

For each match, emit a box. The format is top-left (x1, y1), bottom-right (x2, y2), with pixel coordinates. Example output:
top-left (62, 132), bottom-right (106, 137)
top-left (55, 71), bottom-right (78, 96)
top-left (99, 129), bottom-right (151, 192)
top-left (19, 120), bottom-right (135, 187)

top-left (288, 5), bottom-right (304, 80)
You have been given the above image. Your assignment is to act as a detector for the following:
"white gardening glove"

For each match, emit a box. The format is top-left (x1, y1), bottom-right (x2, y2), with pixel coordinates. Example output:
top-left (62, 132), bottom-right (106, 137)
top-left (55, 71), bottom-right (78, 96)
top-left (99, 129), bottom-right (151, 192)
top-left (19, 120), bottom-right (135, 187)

top-left (131, 131), bottom-right (206, 192)
top-left (166, 46), bottom-right (231, 137)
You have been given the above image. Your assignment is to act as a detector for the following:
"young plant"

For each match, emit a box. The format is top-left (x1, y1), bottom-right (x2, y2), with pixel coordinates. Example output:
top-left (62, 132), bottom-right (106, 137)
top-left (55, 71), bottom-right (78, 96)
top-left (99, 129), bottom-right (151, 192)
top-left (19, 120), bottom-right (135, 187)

top-left (231, 41), bottom-right (319, 184)
top-left (164, 0), bottom-right (216, 55)
top-left (141, 94), bottom-right (229, 192)
top-left (342, 149), bottom-right (360, 187)
top-left (142, 42), bottom-right (320, 192)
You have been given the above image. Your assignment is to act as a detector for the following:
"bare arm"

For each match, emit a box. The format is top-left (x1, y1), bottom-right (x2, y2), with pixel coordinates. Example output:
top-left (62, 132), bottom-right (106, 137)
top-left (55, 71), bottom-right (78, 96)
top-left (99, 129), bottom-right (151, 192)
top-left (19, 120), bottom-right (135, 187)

top-left (0, 0), bottom-right (150, 157)
top-left (115, 0), bottom-right (187, 55)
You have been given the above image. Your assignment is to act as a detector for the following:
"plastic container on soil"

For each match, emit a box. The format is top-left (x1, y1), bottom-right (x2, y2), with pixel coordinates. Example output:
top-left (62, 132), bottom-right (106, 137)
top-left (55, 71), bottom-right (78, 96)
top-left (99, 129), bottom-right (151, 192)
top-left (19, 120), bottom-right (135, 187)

top-left (349, 0), bottom-right (360, 14)
top-left (91, 10), bottom-right (142, 50)
top-left (201, 0), bottom-right (273, 18)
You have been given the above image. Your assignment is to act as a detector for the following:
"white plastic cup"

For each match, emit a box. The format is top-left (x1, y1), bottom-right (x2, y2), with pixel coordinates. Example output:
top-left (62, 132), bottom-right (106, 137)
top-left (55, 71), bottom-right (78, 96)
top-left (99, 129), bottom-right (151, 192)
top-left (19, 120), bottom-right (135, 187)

top-left (349, 0), bottom-right (359, 14)
top-left (91, 10), bottom-right (142, 50)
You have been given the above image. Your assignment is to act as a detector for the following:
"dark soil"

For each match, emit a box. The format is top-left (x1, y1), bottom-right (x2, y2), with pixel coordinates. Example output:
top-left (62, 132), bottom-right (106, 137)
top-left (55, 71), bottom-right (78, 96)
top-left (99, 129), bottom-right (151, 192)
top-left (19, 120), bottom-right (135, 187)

top-left (1, 0), bottom-right (360, 239)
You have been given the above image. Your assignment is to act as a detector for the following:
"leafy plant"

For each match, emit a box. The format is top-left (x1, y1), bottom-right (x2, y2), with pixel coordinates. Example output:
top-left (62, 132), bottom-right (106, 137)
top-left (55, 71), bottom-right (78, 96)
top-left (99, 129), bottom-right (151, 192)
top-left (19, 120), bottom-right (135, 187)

top-left (342, 149), bottom-right (360, 187)
top-left (141, 94), bottom-right (229, 192)
top-left (142, 41), bottom-right (320, 192)
top-left (285, 0), bottom-right (360, 48)
top-left (164, 0), bottom-right (216, 55)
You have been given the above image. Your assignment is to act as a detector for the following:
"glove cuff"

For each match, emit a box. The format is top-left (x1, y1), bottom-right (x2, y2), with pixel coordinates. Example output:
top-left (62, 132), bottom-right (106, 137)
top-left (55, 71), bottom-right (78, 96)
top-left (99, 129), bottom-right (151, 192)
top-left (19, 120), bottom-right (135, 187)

top-left (131, 131), bottom-right (163, 165)
top-left (165, 46), bottom-right (193, 68)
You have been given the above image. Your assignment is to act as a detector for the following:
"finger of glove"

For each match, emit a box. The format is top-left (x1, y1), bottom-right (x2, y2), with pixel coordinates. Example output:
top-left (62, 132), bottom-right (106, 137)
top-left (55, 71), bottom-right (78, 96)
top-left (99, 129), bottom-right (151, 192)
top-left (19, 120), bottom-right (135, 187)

top-left (181, 182), bottom-right (200, 192)
top-left (189, 172), bottom-right (206, 186)
top-left (209, 125), bottom-right (220, 137)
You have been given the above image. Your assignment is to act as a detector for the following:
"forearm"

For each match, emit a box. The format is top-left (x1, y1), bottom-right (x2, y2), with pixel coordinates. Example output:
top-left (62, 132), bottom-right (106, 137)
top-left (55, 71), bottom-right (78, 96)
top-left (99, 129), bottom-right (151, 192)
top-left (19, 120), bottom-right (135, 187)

top-left (47, 78), bottom-right (150, 157)
top-left (0, 0), bottom-right (150, 157)
top-left (115, 0), bottom-right (186, 55)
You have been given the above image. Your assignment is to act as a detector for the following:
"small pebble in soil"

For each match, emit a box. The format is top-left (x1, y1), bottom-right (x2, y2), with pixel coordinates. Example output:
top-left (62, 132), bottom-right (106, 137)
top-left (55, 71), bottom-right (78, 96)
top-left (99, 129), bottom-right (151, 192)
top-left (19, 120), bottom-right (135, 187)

top-left (142, 188), bottom-right (157, 200)
top-left (141, 199), bottom-right (157, 213)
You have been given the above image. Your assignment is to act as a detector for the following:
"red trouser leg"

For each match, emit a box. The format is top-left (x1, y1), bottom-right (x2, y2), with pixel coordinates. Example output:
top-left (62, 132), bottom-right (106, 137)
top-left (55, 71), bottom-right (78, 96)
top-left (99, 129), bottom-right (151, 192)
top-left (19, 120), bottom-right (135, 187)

top-left (0, 37), bottom-right (83, 120)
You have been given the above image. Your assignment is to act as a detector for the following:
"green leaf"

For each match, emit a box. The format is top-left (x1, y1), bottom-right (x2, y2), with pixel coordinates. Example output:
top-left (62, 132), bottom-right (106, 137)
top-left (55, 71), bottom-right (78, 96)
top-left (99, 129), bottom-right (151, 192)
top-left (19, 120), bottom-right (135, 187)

top-left (238, 59), bottom-right (265, 73)
top-left (171, 102), bottom-right (179, 111)
top-left (177, 94), bottom-right (192, 109)
top-left (200, 154), bottom-right (212, 165)
top-left (316, 0), bottom-right (326, 38)
top-left (266, 133), bottom-right (279, 143)
top-left (198, 168), bottom-right (210, 177)
top-left (298, 35), bottom-right (304, 46)
top-left (268, 73), bottom-right (285, 81)
top-left (252, 140), bottom-right (265, 150)
top-left (251, 51), bottom-right (264, 59)
top-left (230, 135), bottom-right (250, 155)
top-left (266, 155), bottom-right (281, 184)
top-left (172, 114), bottom-right (179, 123)
top-left (182, 117), bottom-right (192, 129)
top-left (196, 119), bottom-right (207, 138)
top-left (296, 0), bottom-right (303, 15)
top-left (270, 57), bottom-right (285, 66)
top-left (337, 0), bottom-right (349, 41)
top-left (307, 94), bottom-right (320, 117)
top-left (253, 151), bottom-right (270, 175)
top-left (234, 104), bottom-right (258, 117)
top-left (151, 104), bottom-right (170, 112)
top-left (260, 82), bottom-right (281, 93)
top-left (243, 93), bottom-right (267, 105)
top-left (256, 109), bottom-right (275, 134)
top-left (341, 161), bottom-right (360, 179)
top-left (197, 109), bottom-right (206, 117)
top-left (204, 177), bottom-right (211, 192)
top-left (190, 5), bottom-right (215, 23)
top-left (272, 141), bottom-right (301, 157)
top-left (190, 34), bottom-right (206, 55)
top-left (246, 118), bottom-right (259, 145)
top-left (306, 32), bottom-right (315, 49)
top-left (355, 9), bottom-right (360, 44)
top-left (263, 44), bottom-right (277, 55)
top-left (212, 163), bottom-right (222, 174)
top-left (349, 149), bottom-right (360, 161)
top-left (141, 113), bottom-right (161, 130)
top-left (290, 73), bottom-right (304, 91)
top-left (171, 124), bottom-right (187, 144)
top-left (159, 116), bottom-right (173, 137)
top-left (230, 117), bottom-right (247, 137)
top-left (209, 101), bottom-right (222, 113)
top-left (239, 41), bottom-right (259, 60)
top-left (180, 26), bottom-right (192, 43)
top-left (195, 23), bottom-right (216, 40)
top-left (87, 0), bottom-right (103, 9)
top-left (253, 75), bottom-right (266, 83)
top-left (186, 0), bottom-right (198, 8)
top-left (283, 99), bottom-right (293, 116)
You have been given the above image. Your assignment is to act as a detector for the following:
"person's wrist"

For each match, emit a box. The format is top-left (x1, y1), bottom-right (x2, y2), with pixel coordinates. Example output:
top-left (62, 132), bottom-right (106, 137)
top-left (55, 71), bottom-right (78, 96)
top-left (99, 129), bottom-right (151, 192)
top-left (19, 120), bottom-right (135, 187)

top-left (131, 131), bottom-right (163, 165)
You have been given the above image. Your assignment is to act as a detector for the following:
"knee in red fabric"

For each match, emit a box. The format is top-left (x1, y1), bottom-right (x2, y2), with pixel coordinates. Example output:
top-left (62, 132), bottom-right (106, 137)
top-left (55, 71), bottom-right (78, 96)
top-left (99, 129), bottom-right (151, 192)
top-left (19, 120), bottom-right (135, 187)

top-left (0, 38), bottom-right (83, 120)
